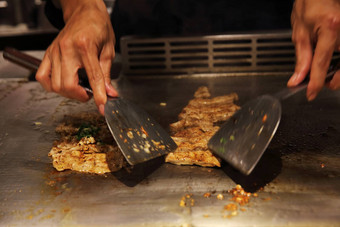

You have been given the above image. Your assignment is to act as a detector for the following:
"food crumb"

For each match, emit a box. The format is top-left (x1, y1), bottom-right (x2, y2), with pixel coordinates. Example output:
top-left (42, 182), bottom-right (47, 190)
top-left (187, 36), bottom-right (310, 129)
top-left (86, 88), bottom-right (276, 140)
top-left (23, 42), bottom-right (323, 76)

top-left (127, 131), bottom-right (134, 139)
top-left (203, 192), bottom-right (211, 198)
top-left (222, 214), bottom-right (232, 219)
top-left (141, 126), bottom-right (148, 137)
top-left (160, 102), bottom-right (167, 106)
top-left (224, 203), bottom-right (237, 211)
top-left (63, 208), bottom-right (71, 213)
top-left (231, 211), bottom-right (238, 216)
top-left (179, 199), bottom-right (186, 207)
top-left (217, 194), bottom-right (224, 200)
top-left (320, 163), bottom-right (325, 168)
top-left (179, 194), bottom-right (194, 207)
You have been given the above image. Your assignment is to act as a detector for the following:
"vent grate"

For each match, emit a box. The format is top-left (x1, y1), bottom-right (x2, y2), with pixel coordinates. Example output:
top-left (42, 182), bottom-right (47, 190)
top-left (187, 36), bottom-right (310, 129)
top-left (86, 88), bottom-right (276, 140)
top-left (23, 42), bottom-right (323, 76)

top-left (120, 31), bottom-right (338, 75)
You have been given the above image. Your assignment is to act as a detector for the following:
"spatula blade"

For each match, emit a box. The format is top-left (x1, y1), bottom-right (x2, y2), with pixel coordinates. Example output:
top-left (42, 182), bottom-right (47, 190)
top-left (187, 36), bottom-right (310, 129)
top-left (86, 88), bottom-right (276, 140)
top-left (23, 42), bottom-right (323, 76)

top-left (208, 95), bottom-right (281, 175)
top-left (105, 98), bottom-right (177, 165)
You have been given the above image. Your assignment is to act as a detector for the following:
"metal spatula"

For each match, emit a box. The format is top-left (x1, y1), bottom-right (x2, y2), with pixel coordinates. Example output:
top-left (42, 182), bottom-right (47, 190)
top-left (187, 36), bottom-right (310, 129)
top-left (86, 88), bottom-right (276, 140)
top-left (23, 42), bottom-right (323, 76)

top-left (208, 62), bottom-right (340, 175)
top-left (3, 47), bottom-right (177, 165)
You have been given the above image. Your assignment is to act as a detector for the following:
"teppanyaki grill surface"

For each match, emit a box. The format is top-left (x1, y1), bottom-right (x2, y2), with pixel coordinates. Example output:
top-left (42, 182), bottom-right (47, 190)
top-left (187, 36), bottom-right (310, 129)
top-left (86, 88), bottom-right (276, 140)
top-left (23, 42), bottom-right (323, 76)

top-left (0, 72), bottom-right (340, 226)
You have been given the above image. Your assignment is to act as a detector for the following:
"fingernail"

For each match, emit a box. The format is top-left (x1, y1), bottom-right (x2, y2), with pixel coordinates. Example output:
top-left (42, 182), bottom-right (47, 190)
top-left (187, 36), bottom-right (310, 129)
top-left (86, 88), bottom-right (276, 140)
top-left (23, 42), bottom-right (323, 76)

top-left (105, 83), bottom-right (118, 97)
top-left (287, 73), bottom-right (298, 86)
top-left (307, 91), bottom-right (316, 101)
top-left (99, 104), bottom-right (105, 115)
top-left (105, 82), bottom-right (114, 90)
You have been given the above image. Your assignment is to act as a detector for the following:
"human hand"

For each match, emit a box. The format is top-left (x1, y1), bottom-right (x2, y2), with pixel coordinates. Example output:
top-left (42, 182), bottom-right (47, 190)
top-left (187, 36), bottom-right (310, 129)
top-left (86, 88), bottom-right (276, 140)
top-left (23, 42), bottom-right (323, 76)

top-left (36, 0), bottom-right (118, 115)
top-left (288, 0), bottom-right (340, 101)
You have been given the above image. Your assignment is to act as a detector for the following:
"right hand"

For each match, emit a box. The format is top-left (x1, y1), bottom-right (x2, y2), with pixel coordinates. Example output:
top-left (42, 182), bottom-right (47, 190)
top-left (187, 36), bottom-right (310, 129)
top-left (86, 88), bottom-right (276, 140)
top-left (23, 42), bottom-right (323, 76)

top-left (288, 0), bottom-right (340, 101)
top-left (36, 0), bottom-right (118, 115)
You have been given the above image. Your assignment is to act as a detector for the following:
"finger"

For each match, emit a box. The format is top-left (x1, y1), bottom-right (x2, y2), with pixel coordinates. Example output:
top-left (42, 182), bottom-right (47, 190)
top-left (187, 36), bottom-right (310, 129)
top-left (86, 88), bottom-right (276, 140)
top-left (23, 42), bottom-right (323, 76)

top-left (80, 45), bottom-right (107, 114)
top-left (288, 25), bottom-right (313, 87)
top-left (60, 45), bottom-right (91, 102)
top-left (61, 61), bottom-right (91, 102)
top-left (307, 28), bottom-right (337, 100)
top-left (50, 47), bottom-right (62, 94)
top-left (100, 43), bottom-right (118, 97)
top-left (35, 51), bottom-right (52, 92)
top-left (328, 70), bottom-right (340, 90)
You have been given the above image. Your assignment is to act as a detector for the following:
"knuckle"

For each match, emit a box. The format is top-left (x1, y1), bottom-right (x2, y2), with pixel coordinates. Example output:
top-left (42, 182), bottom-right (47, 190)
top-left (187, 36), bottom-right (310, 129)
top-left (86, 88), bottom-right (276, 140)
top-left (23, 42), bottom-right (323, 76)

top-left (59, 37), bottom-right (73, 51)
top-left (89, 71), bottom-right (103, 84)
top-left (324, 13), bottom-right (340, 30)
top-left (74, 35), bottom-right (90, 53)
top-left (310, 80), bottom-right (323, 93)
top-left (102, 52), bottom-right (114, 62)
top-left (292, 27), bottom-right (308, 45)
top-left (293, 35), bottom-right (305, 46)
top-left (62, 82), bottom-right (75, 93)
top-left (315, 53), bottom-right (332, 69)
top-left (51, 83), bottom-right (61, 93)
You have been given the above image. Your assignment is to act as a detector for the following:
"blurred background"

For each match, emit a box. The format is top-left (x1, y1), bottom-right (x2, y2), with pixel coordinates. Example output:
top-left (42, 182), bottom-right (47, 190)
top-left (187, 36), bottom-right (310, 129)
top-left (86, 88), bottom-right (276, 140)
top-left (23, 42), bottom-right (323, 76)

top-left (0, 0), bottom-right (115, 50)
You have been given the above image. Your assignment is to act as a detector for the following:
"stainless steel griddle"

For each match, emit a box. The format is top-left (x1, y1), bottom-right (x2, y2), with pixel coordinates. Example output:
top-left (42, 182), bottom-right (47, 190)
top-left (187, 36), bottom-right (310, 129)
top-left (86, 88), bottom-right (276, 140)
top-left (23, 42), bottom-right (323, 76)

top-left (1, 38), bottom-right (340, 226)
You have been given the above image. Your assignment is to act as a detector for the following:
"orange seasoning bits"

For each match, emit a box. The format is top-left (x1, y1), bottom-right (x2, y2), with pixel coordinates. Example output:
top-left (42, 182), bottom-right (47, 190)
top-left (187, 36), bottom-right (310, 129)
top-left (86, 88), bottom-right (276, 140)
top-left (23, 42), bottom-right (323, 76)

top-left (141, 126), bottom-right (148, 137)
top-left (179, 194), bottom-right (195, 207)
top-left (224, 203), bottom-right (238, 211)
top-left (228, 184), bottom-right (252, 206)
top-left (221, 184), bottom-right (258, 218)
top-left (216, 194), bottom-right (224, 200)
top-left (203, 192), bottom-right (211, 198)
top-left (262, 114), bottom-right (268, 123)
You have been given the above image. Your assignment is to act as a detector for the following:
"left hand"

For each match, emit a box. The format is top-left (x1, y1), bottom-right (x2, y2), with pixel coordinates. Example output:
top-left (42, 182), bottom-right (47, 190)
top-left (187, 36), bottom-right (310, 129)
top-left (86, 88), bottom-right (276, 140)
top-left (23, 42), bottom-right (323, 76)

top-left (288, 0), bottom-right (340, 101)
top-left (36, 0), bottom-right (117, 115)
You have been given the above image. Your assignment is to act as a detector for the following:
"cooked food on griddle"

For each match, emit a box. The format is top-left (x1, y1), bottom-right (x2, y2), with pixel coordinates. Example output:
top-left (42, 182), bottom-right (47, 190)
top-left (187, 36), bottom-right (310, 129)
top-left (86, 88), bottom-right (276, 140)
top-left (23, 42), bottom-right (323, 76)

top-left (166, 86), bottom-right (240, 167)
top-left (49, 113), bottom-right (127, 174)
top-left (49, 86), bottom-right (239, 173)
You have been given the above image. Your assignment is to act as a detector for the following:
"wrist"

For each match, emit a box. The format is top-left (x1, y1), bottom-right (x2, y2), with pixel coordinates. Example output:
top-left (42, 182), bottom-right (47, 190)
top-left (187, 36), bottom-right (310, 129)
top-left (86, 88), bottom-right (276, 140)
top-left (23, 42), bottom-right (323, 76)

top-left (60, 0), bottom-right (107, 23)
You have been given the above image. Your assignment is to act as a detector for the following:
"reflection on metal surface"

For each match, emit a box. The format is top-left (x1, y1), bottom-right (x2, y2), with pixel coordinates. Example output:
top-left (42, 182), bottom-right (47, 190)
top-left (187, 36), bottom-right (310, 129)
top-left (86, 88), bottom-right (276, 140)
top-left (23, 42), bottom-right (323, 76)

top-left (0, 73), bottom-right (340, 226)
top-left (208, 95), bottom-right (282, 175)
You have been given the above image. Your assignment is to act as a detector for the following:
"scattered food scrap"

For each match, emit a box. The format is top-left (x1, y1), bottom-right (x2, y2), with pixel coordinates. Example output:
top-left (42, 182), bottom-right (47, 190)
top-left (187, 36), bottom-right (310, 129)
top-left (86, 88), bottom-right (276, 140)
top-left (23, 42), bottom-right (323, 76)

top-left (216, 194), bottom-right (224, 200)
top-left (203, 192), bottom-right (211, 198)
top-left (180, 184), bottom-right (260, 219)
top-left (179, 194), bottom-right (195, 207)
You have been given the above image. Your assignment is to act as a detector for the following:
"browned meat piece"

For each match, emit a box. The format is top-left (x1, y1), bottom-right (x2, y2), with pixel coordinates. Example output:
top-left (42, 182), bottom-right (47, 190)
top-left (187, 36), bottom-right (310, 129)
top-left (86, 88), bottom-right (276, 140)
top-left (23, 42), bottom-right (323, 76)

top-left (49, 113), bottom-right (127, 174)
top-left (166, 86), bottom-right (240, 167)
top-left (194, 86), bottom-right (211, 98)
